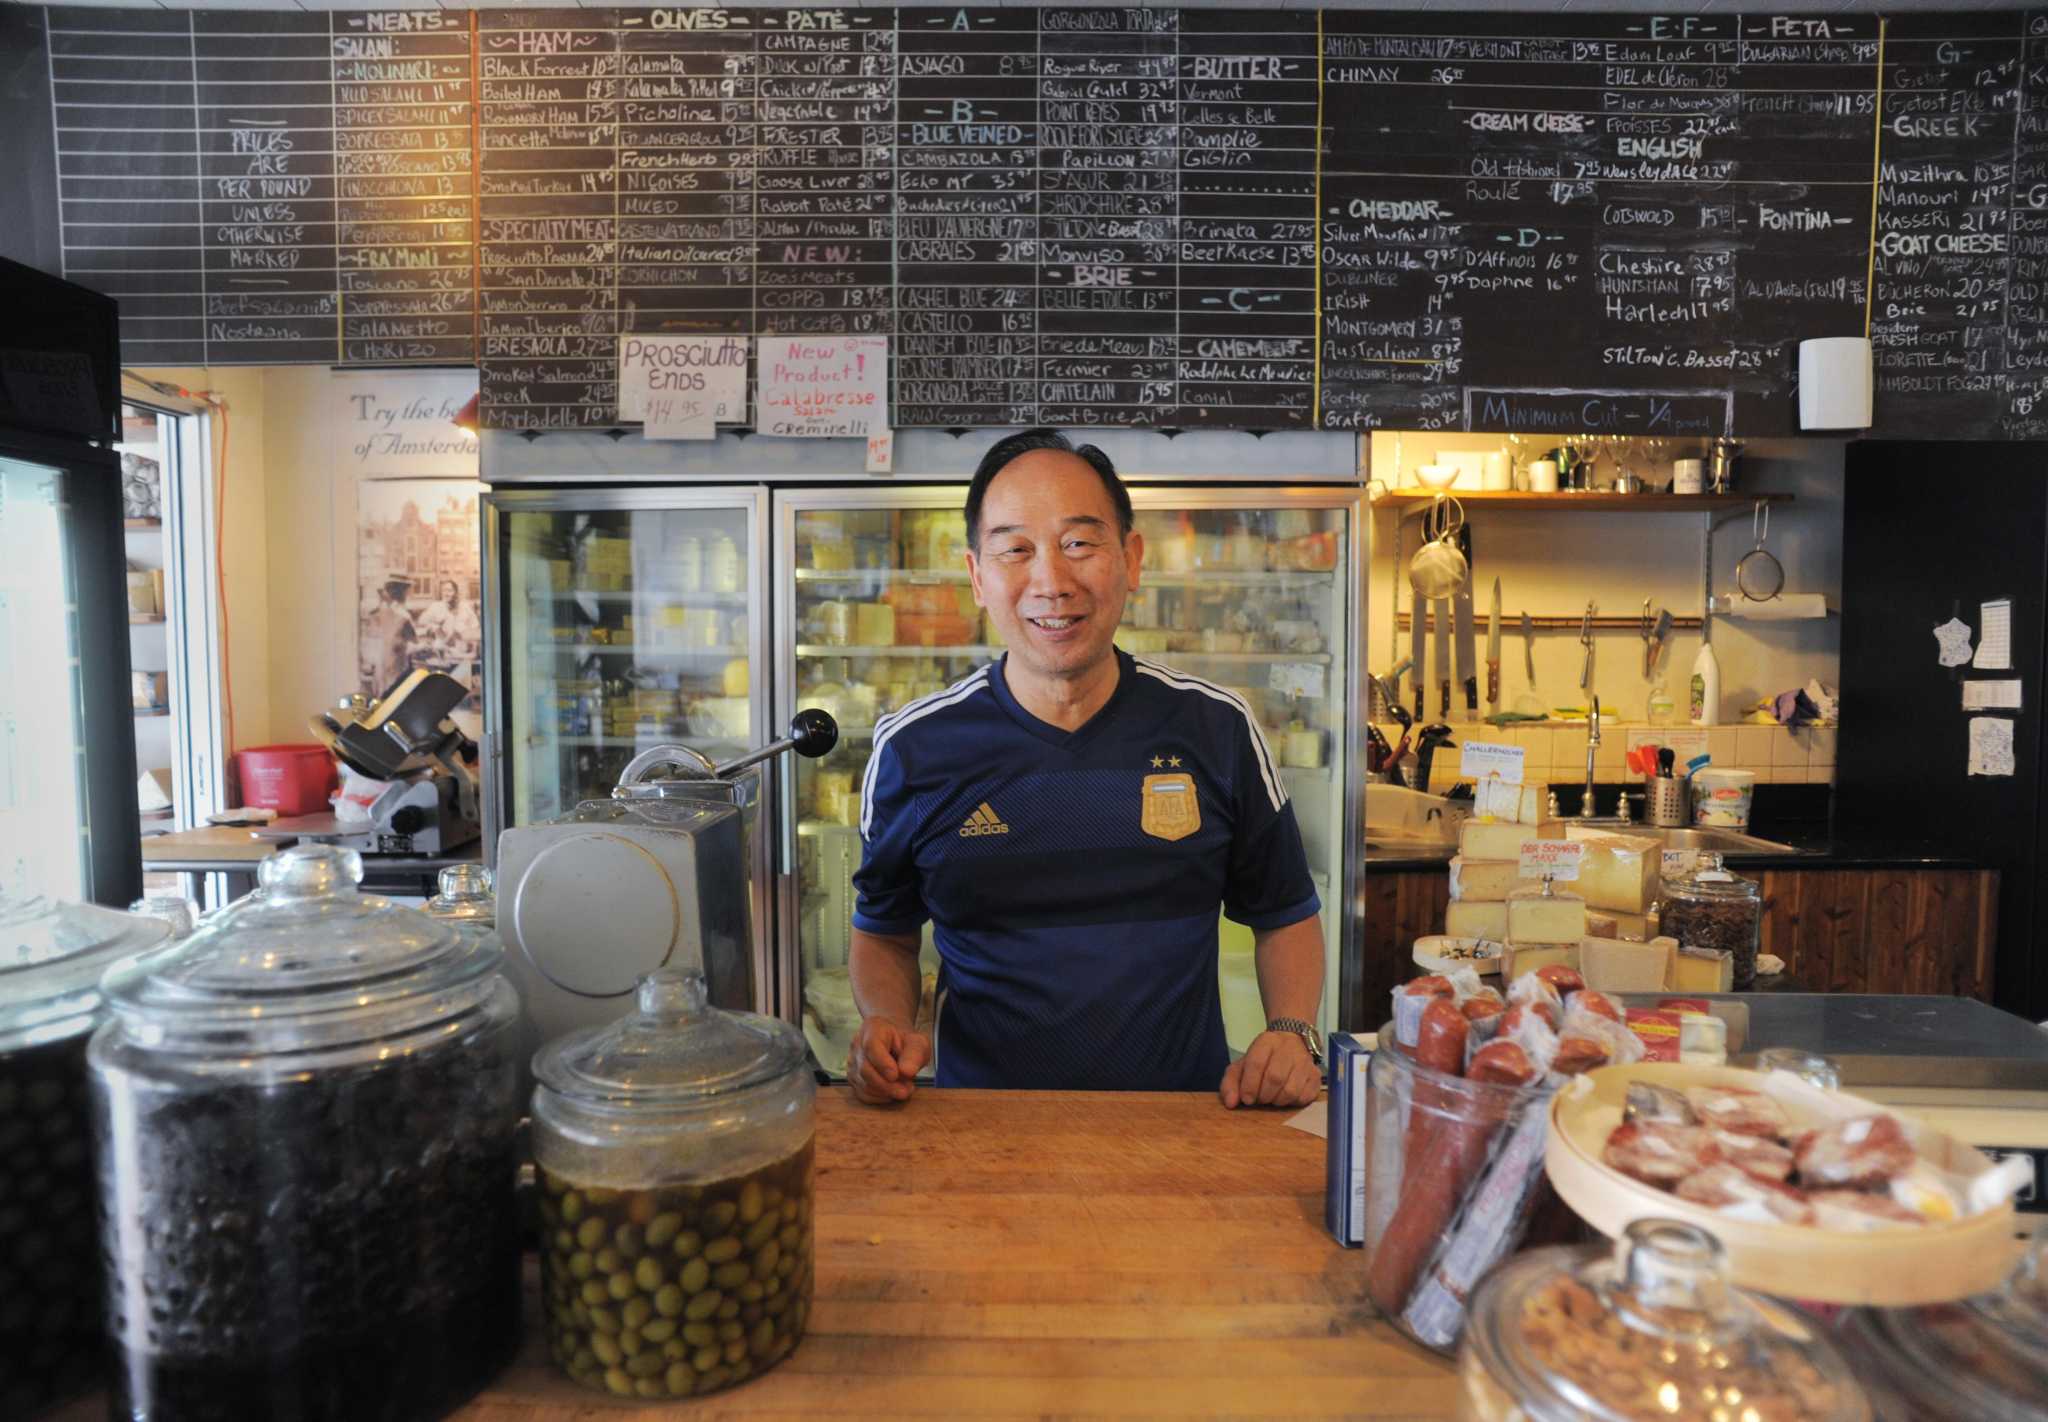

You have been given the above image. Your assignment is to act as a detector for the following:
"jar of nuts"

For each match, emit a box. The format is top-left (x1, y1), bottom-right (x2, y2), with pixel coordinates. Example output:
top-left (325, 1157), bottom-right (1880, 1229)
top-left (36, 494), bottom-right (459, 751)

top-left (531, 967), bottom-right (815, 1401)
top-left (1660, 854), bottom-right (1763, 990)
top-left (0, 892), bottom-right (168, 1419)
top-left (1457, 1218), bottom-right (1872, 1422)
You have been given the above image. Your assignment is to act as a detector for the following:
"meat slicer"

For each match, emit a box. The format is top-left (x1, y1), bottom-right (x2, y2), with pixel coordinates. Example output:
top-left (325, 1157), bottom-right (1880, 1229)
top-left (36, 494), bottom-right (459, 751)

top-left (493, 710), bottom-right (837, 1064)
top-left (306, 668), bottom-right (481, 855)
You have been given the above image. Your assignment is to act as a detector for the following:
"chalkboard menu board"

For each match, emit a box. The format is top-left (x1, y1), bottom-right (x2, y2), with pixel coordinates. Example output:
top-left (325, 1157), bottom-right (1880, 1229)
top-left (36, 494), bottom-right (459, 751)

top-left (26, 5), bottom-right (2048, 439)
top-left (46, 6), bottom-right (475, 366)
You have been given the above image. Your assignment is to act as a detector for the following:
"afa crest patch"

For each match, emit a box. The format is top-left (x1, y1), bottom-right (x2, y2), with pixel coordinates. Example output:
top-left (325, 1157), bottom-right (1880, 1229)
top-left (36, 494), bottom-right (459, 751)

top-left (1140, 772), bottom-right (1200, 842)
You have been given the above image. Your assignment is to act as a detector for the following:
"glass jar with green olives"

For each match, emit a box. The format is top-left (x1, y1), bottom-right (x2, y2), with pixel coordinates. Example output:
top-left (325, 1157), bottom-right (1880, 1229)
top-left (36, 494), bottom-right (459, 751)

top-left (0, 890), bottom-right (168, 1418)
top-left (532, 969), bottom-right (815, 1401)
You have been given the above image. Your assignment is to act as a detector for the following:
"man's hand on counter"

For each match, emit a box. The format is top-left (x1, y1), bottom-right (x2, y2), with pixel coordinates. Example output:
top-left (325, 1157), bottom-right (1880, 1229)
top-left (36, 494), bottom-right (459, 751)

top-left (848, 1016), bottom-right (932, 1106)
top-left (1219, 1030), bottom-right (1320, 1110)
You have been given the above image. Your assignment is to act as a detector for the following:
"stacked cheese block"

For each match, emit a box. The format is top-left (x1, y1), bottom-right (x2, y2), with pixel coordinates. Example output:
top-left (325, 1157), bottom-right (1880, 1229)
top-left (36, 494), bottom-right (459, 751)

top-left (1443, 818), bottom-right (1727, 991)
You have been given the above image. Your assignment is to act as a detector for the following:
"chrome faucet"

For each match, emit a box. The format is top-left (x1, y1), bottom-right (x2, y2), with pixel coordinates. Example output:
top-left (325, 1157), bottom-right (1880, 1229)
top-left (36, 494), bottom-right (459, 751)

top-left (1579, 696), bottom-right (1602, 819)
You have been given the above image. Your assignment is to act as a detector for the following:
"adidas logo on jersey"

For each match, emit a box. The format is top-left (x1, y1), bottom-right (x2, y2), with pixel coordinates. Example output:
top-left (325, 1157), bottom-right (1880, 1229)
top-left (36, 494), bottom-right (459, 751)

top-left (958, 802), bottom-right (1010, 837)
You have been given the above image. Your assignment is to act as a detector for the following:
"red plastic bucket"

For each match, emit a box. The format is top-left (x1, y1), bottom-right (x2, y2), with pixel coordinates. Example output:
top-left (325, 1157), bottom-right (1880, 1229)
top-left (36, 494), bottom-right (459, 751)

top-left (236, 744), bottom-right (337, 817)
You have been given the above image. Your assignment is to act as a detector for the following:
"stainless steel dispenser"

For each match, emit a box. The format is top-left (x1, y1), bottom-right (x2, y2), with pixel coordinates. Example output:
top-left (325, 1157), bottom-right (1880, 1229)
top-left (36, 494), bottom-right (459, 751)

top-left (494, 712), bottom-right (838, 1072)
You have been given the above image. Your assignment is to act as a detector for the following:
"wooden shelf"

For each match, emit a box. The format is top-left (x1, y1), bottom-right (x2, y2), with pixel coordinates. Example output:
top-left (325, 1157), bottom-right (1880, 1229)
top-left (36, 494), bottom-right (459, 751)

top-left (1379, 491), bottom-right (1792, 513)
top-left (124, 517), bottom-right (163, 530)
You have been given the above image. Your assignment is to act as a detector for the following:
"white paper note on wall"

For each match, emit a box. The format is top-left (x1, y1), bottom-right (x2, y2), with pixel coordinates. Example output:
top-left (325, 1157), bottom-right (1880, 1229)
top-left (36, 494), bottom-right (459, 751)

top-left (1968, 716), bottom-right (2016, 776)
top-left (1962, 680), bottom-right (2024, 711)
top-left (617, 335), bottom-right (748, 425)
top-left (1974, 599), bottom-right (2013, 670)
top-left (757, 336), bottom-right (887, 438)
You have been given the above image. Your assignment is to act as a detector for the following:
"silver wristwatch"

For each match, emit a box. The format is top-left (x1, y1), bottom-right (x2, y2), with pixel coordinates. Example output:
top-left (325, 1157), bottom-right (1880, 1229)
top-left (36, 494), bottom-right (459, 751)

top-left (1266, 1017), bottom-right (1323, 1067)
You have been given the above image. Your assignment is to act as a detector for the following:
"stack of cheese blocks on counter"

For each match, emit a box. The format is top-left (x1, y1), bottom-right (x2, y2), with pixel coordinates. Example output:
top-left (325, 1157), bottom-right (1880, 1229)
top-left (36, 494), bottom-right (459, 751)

top-left (1446, 810), bottom-right (1734, 995)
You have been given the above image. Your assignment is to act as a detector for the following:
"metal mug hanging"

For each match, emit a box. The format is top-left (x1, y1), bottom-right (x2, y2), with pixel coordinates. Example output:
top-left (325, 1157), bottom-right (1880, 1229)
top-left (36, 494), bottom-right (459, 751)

top-left (1735, 501), bottom-right (1785, 601)
top-left (1408, 494), bottom-right (1468, 600)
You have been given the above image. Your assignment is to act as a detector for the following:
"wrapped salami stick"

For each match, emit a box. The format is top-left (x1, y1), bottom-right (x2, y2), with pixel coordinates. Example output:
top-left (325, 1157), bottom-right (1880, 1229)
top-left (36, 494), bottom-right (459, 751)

top-left (1564, 987), bottom-right (1622, 1024)
top-left (1391, 974), bottom-right (1454, 1047)
top-left (1532, 964), bottom-right (1585, 995)
top-left (1366, 1041), bottom-right (1537, 1319)
top-left (1461, 990), bottom-right (1507, 1041)
top-left (1400, 1000), bottom-right (1470, 1193)
top-left (1547, 1003), bottom-right (1645, 1081)
top-left (1401, 1084), bottom-right (1555, 1348)
top-left (1492, 1002), bottom-right (1561, 1075)
top-left (1506, 972), bottom-right (1563, 1015)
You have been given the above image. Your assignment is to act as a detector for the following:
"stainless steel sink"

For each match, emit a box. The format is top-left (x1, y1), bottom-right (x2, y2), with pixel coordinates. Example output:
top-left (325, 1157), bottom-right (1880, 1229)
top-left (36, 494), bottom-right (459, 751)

top-left (1564, 820), bottom-right (1797, 855)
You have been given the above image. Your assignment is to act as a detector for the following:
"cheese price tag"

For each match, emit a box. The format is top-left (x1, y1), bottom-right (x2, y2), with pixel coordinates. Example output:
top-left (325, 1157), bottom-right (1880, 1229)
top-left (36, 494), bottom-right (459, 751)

top-left (1662, 849), bottom-right (1699, 879)
top-left (1519, 839), bottom-right (1586, 881)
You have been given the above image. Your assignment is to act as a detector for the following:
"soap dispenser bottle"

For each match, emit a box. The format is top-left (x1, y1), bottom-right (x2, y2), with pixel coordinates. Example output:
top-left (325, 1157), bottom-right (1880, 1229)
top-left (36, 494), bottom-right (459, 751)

top-left (1689, 639), bottom-right (1721, 726)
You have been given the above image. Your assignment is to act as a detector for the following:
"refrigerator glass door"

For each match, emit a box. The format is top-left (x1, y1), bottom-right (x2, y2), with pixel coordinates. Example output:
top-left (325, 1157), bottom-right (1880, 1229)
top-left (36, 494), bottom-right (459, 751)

top-left (777, 491), bottom-right (974, 1076)
top-left (483, 488), bottom-right (772, 996)
top-left (1125, 492), bottom-right (1353, 1054)
top-left (777, 487), bottom-right (1356, 1078)
top-left (0, 454), bottom-right (89, 902)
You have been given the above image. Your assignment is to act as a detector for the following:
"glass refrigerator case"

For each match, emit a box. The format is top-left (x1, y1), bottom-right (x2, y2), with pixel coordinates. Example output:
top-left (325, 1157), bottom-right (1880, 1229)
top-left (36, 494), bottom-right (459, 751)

top-left (774, 486), bottom-right (1360, 1079)
top-left (481, 487), bottom-right (772, 980)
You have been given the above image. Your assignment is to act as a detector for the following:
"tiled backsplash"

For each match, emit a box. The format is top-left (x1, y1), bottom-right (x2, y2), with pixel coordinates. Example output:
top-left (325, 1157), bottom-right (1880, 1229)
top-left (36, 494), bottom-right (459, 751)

top-left (1372, 722), bottom-right (1837, 796)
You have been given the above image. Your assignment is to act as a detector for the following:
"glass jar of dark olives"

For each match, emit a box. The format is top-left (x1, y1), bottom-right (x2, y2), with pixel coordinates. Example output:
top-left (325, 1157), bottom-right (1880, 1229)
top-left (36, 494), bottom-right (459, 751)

top-left (0, 891), bottom-right (168, 1418)
top-left (532, 969), bottom-right (816, 1400)
top-left (89, 844), bottom-right (524, 1422)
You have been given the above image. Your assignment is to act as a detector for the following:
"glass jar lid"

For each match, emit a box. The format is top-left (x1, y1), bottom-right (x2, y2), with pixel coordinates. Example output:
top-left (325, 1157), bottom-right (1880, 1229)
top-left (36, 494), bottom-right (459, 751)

top-left (423, 864), bottom-right (495, 927)
top-left (1855, 1229), bottom-right (2048, 1418)
top-left (0, 890), bottom-right (169, 1052)
top-left (100, 842), bottom-right (501, 1054)
top-left (1465, 1219), bottom-right (1869, 1422)
top-left (534, 969), bottom-right (807, 1113)
top-left (1664, 852), bottom-right (1759, 900)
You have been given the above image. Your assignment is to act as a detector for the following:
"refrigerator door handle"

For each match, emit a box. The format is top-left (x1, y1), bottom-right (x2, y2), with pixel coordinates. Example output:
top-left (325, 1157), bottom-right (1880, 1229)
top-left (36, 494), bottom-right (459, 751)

top-left (778, 750), bottom-right (797, 878)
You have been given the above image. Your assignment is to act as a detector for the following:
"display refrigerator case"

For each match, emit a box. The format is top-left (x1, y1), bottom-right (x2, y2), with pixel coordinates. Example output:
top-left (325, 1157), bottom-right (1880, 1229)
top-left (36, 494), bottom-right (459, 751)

top-left (481, 487), bottom-right (774, 998)
top-left (773, 486), bottom-right (1362, 1079)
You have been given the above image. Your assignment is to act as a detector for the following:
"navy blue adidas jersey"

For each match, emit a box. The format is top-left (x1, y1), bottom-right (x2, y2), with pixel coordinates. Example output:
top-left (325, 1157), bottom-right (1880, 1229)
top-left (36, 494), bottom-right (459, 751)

top-left (852, 649), bottom-right (1320, 1092)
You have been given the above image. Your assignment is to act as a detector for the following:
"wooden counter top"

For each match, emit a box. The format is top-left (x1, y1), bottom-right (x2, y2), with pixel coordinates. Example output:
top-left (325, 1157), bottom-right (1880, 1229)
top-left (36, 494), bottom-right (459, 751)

top-left (56, 1090), bottom-right (1457, 1420)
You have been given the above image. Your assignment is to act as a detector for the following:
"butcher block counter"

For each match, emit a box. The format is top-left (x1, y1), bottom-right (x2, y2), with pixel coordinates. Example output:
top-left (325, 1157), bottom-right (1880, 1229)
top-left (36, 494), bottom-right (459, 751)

top-left (471, 1088), bottom-right (1450, 1420)
top-left (62, 1090), bottom-right (1454, 1420)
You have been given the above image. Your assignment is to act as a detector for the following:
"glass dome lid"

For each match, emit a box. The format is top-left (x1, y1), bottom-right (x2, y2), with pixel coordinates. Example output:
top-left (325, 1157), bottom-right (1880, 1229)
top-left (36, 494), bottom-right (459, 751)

top-left (535, 969), bottom-right (807, 1113)
top-left (0, 889), bottom-right (169, 1051)
top-left (100, 843), bottom-right (502, 1053)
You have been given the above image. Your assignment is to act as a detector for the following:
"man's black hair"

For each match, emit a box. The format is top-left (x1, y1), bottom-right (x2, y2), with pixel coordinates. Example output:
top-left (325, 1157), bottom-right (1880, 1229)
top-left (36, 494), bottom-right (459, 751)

top-left (964, 429), bottom-right (1132, 550)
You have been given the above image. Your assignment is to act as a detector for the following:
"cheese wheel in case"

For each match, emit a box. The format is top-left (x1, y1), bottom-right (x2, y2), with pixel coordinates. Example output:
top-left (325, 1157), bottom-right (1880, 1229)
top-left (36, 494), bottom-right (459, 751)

top-left (1448, 856), bottom-right (1538, 903)
top-left (1445, 900), bottom-right (1509, 941)
top-left (1506, 885), bottom-right (1586, 945)
top-left (1459, 819), bottom-right (1560, 861)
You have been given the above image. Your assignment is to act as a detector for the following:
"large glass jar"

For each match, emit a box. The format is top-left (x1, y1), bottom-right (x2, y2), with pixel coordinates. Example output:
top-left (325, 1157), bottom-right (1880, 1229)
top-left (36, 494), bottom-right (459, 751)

top-left (1836, 1227), bottom-right (2048, 1420)
top-left (1660, 854), bottom-right (1763, 989)
top-left (0, 892), bottom-right (167, 1418)
top-left (1459, 1219), bottom-right (1871, 1422)
top-left (532, 968), bottom-right (815, 1401)
top-left (89, 843), bottom-right (524, 1422)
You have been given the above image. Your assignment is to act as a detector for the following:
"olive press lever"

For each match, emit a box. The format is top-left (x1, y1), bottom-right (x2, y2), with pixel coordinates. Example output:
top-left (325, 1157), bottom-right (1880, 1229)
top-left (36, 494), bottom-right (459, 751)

top-left (616, 708), bottom-right (840, 789)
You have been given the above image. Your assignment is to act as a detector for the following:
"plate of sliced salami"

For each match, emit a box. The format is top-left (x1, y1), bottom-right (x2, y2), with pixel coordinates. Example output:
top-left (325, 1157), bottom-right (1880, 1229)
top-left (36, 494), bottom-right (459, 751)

top-left (1545, 1061), bottom-right (2030, 1305)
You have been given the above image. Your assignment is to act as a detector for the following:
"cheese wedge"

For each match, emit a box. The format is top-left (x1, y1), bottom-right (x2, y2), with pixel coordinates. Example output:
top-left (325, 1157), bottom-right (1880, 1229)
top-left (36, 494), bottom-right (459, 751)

top-left (1444, 899), bottom-right (1509, 942)
top-left (1571, 833), bottom-right (1661, 914)
top-left (1585, 908), bottom-right (1656, 942)
top-left (1460, 818), bottom-right (1559, 861)
top-left (1580, 936), bottom-right (1674, 994)
top-left (1472, 780), bottom-right (1546, 825)
top-left (1506, 885), bottom-right (1587, 946)
top-left (1669, 946), bottom-right (1735, 993)
top-left (1448, 856), bottom-right (1539, 903)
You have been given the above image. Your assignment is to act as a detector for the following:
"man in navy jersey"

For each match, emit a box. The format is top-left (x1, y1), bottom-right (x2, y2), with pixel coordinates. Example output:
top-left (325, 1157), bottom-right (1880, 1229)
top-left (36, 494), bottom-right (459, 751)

top-left (846, 430), bottom-right (1325, 1109)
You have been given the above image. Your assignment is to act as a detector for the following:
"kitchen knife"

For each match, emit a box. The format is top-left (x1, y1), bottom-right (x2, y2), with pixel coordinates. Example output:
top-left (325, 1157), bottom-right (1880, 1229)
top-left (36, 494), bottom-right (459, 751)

top-left (1645, 607), bottom-right (1674, 675)
top-left (1486, 578), bottom-right (1502, 713)
top-left (1453, 573), bottom-right (1478, 722)
top-left (1522, 610), bottom-right (1536, 683)
top-left (1435, 596), bottom-right (1452, 719)
top-left (1410, 585), bottom-right (1427, 721)
top-left (1579, 601), bottom-right (1595, 690)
